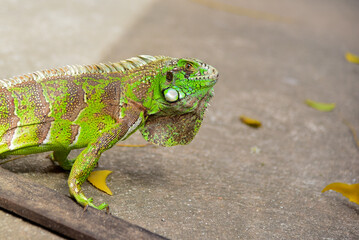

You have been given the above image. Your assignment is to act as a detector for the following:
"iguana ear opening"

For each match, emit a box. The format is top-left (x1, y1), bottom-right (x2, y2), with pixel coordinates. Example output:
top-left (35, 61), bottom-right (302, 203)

top-left (139, 111), bottom-right (204, 147)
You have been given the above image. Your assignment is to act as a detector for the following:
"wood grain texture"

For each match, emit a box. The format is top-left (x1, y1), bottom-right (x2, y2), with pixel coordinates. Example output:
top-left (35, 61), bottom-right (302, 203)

top-left (0, 167), bottom-right (167, 240)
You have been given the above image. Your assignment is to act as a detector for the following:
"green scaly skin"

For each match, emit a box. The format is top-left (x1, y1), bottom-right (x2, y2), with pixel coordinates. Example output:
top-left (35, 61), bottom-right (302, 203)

top-left (0, 55), bottom-right (218, 210)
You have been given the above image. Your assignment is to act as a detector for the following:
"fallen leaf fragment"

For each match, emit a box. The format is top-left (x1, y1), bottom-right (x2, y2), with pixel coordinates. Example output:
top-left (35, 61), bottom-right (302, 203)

top-left (345, 52), bottom-right (359, 64)
top-left (343, 119), bottom-right (359, 149)
top-left (305, 99), bottom-right (335, 112)
top-left (190, 0), bottom-right (295, 24)
top-left (250, 146), bottom-right (261, 154)
top-left (322, 182), bottom-right (359, 205)
top-left (240, 115), bottom-right (262, 128)
top-left (88, 170), bottom-right (113, 195)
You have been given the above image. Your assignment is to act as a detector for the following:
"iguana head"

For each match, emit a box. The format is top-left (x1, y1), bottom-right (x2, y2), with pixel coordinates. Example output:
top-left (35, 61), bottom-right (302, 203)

top-left (140, 57), bottom-right (219, 147)
top-left (158, 58), bottom-right (218, 114)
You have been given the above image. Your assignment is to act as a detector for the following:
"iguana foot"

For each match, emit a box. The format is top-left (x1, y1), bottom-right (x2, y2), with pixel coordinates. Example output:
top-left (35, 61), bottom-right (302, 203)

top-left (71, 187), bottom-right (108, 210)
top-left (85, 198), bottom-right (108, 210)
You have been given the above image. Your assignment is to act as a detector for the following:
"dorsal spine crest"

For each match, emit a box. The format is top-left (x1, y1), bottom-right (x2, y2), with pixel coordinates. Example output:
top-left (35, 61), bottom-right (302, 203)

top-left (0, 55), bottom-right (164, 88)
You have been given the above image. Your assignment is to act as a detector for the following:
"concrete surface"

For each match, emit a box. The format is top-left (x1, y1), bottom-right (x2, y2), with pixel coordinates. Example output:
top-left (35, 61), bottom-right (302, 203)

top-left (1, 0), bottom-right (359, 239)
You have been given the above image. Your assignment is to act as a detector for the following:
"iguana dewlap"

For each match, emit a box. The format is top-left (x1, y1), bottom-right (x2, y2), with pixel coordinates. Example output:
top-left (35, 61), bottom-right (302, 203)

top-left (0, 55), bottom-right (218, 209)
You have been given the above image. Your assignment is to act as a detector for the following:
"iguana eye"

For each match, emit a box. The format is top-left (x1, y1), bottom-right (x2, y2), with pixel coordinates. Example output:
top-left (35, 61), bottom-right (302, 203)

top-left (163, 88), bottom-right (179, 102)
top-left (185, 63), bottom-right (193, 71)
top-left (166, 71), bottom-right (173, 82)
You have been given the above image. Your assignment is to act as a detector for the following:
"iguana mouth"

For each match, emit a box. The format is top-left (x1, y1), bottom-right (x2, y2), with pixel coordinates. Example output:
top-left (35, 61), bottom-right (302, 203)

top-left (188, 63), bottom-right (219, 87)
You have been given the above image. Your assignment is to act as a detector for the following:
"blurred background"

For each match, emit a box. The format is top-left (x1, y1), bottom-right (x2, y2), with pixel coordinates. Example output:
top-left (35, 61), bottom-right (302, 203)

top-left (0, 0), bottom-right (358, 239)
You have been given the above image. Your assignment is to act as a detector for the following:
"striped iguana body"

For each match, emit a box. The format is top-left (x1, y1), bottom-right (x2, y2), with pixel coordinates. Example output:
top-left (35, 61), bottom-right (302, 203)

top-left (0, 55), bottom-right (218, 209)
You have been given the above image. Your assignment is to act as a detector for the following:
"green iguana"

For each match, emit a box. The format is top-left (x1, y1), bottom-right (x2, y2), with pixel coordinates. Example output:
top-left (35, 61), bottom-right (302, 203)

top-left (0, 55), bottom-right (218, 209)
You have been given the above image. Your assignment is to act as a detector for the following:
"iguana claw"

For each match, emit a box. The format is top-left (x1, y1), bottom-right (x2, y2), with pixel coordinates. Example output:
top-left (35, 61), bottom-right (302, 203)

top-left (74, 194), bottom-right (108, 210)
top-left (85, 201), bottom-right (109, 211)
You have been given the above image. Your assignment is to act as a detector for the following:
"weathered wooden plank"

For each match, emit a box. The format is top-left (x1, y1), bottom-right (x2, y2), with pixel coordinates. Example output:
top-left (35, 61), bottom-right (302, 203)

top-left (0, 167), bottom-right (168, 240)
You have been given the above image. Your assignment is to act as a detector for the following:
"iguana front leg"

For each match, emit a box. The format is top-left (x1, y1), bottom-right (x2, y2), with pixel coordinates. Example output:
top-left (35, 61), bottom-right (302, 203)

top-left (68, 108), bottom-right (145, 210)
top-left (68, 142), bottom-right (112, 210)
